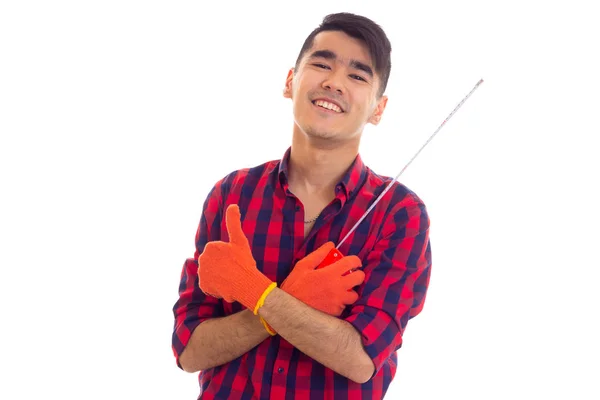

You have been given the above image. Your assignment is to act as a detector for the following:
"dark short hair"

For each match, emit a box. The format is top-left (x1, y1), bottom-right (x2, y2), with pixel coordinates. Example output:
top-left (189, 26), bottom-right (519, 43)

top-left (294, 12), bottom-right (392, 97)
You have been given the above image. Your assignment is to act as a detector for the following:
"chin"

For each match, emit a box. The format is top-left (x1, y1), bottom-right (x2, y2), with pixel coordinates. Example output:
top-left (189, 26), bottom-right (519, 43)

top-left (303, 125), bottom-right (340, 140)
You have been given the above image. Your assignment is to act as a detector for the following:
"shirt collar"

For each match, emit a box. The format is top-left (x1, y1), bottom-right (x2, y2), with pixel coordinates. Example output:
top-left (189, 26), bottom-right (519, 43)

top-left (277, 146), bottom-right (367, 203)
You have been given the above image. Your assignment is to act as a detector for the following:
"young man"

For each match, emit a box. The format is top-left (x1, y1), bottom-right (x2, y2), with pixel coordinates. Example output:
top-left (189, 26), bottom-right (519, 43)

top-left (172, 12), bottom-right (432, 399)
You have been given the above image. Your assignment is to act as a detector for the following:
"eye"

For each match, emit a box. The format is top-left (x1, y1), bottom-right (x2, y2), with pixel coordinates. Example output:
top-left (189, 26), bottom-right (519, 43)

top-left (350, 74), bottom-right (367, 82)
top-left (312, 63), bottom-right (330, 69)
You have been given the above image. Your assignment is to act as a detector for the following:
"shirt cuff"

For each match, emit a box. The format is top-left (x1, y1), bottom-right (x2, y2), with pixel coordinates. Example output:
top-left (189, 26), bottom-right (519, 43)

top-left (172, 317), bottom-right (204, 370)
top-left (345, 305), bottom-right (403, 377)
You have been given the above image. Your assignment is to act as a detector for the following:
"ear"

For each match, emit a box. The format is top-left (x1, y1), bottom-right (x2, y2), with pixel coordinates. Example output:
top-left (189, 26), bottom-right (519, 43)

top-left (368, 95), bottom-right (388, 125)
top-left (283, 68), bottom-right (294, 99)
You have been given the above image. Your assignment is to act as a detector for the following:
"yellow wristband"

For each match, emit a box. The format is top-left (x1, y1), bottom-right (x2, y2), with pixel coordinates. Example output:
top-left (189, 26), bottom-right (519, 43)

top-left (253, 282), bottom-right (277, 315)
top-left (260, 316), bottom-right (277, 336)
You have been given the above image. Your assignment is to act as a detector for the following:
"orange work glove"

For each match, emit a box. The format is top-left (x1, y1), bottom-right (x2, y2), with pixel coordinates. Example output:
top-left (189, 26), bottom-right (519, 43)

top-left (261, 241), bottom-right (365, 335)
top-left (282, 242), bottom-right (365, 315)
top-left (197, 204), bottom-right (276, 314)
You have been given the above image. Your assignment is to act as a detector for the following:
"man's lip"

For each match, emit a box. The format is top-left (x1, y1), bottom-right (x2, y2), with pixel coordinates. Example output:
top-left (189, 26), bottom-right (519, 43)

top-left (311, 97), bottom-right (345, 112)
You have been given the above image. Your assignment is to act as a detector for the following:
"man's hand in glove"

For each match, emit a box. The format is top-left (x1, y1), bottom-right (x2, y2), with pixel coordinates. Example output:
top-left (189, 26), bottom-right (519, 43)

top-left (282, 241), bottom-right (364, 316)
top-left (197, 204), bottom-right (275, 314)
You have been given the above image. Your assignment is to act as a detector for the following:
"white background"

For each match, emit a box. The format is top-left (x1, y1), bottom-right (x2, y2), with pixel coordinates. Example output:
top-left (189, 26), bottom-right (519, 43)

top-left (1, 1), bottom-right (599, 399)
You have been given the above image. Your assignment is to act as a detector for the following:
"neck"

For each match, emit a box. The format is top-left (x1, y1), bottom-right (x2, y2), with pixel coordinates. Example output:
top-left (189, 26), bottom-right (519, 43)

top-left (287, 130), bottom-right (359, 196)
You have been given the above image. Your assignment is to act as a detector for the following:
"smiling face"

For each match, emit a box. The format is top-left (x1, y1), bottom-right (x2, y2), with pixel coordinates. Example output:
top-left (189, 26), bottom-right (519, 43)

top-left (284, 30), bottom-right (388, 145)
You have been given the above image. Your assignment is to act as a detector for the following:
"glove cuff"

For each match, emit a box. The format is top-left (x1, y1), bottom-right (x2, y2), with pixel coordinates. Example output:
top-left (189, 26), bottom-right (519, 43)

top-left (231, 267), bottom-right (276, 312)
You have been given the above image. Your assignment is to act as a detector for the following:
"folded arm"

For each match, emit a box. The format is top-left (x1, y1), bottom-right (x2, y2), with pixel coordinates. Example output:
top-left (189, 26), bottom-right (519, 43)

top-left (258, 288), bottom-right (375, 383)
top-left (178, 308), bottom-right (268, 372)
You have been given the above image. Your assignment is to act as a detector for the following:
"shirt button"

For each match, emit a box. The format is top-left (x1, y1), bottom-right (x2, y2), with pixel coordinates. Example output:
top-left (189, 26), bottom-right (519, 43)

top-left (295, 206), bottom-right (300, 211)
top-left (278, 367), bottom-right (284, 373)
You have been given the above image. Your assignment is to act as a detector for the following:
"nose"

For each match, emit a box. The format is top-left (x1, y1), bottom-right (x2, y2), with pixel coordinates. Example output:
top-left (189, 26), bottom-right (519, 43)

top-left (321, 70), bottom-right (344, 94)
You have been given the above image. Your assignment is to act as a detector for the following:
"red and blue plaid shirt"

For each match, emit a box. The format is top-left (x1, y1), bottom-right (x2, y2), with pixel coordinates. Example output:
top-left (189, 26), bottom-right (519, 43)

top-left (172, 147), bottom-right (432, 399)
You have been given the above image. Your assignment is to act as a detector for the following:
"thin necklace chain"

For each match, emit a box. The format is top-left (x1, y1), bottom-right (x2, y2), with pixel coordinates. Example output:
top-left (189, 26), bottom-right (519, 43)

top-left (304, 211), bottom-right (321, 224)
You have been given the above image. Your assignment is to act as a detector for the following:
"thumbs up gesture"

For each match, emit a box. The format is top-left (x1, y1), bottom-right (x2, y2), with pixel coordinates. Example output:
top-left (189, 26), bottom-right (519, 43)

top-left (197, 204), bottom-right (274, 313)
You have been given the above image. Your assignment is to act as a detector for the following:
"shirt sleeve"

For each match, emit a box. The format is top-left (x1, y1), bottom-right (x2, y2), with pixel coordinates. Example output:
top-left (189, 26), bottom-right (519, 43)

top-left (171, 182), bottom-right (226, 369)
top-left (344, 194), bottom-right (432, 377)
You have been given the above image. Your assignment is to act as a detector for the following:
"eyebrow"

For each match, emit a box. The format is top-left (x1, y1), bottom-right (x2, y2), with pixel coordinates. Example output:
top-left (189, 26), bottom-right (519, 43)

top-left (308, 49), bottom-right (374, 77)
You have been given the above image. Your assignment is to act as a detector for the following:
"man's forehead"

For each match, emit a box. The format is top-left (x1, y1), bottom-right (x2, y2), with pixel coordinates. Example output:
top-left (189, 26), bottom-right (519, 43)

top-left (306, 31), bottom-right (373, 68)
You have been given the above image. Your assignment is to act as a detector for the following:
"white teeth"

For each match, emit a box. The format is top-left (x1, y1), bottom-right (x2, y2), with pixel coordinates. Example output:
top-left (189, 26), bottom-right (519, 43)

top-left (314, 100), bottom-right (342, 113)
